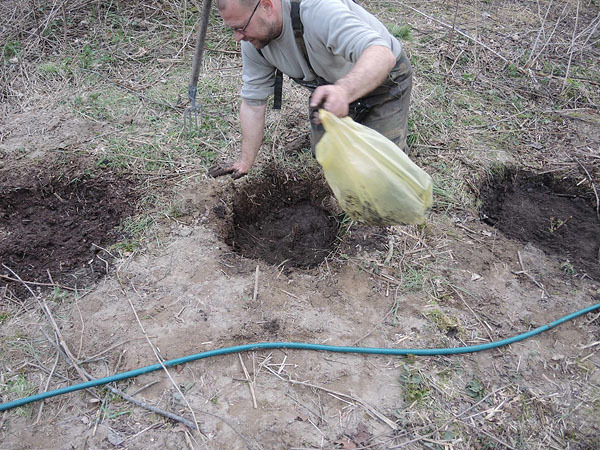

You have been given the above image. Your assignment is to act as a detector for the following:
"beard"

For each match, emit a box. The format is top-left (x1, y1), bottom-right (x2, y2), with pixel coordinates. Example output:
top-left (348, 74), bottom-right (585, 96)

top-left (250, 18), bottom-right (281, 49)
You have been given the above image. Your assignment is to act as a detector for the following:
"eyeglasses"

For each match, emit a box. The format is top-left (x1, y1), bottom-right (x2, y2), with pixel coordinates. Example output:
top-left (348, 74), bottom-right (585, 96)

top-left (229, 1), bottom-right (261, 33)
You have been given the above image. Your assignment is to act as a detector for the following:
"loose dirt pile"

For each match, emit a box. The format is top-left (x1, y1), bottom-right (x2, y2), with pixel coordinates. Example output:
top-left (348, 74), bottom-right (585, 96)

top-left (0, 168), bottom-right (136, 296)
top-left (481, 169), bottom-right (600, 280)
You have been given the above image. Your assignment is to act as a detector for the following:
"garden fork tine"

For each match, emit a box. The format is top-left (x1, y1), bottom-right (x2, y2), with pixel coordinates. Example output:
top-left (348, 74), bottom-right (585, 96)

top-left (184, 0), bottom-right (212, 130)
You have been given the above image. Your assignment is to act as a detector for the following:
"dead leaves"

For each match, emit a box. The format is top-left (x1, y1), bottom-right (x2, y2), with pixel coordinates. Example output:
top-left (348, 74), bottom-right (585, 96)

top-left (334, 422), bottom-right (372, 448)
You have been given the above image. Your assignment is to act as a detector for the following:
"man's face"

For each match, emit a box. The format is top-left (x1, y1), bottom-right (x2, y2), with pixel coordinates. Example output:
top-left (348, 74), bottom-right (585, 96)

top-left (220, 0), bottom-right (279, 49)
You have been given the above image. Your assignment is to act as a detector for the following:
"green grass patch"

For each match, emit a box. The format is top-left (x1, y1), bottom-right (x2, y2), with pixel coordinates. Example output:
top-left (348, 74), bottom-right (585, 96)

top-left (398, 365), bottom-right (430, 404)
top-left (1, 40), bottom-right (21, 62)
top-left (2, 374), bottom-right (37, 417)
top-left (426, 308), bottom-right (461, 336)
top-left (386, 22), bottom-right (412, 40)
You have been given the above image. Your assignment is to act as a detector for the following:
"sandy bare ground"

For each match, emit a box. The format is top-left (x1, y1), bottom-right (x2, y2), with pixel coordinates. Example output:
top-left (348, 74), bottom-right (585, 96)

top-left (1, 0), bottom-right (600, 449)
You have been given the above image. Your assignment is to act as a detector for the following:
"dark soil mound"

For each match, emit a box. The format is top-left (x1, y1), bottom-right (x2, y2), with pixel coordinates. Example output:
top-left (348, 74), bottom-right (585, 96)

top-left (480, 169), bottom-right (600, 280)
top-left (1, 174), bottom-right (136, 295)
top-left (226, 168), bottom-right (340, 268)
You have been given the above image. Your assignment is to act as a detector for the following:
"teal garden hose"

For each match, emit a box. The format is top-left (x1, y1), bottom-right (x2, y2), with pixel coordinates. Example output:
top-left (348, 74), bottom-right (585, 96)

top-left (1, 301), bottom-right (599, 412)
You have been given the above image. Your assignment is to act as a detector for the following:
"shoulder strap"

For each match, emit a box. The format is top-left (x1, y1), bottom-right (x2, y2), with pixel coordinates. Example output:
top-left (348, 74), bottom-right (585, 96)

top-left (290, 0), bottom-right (308, 65)
top-left (257, 0), bottom-right (326, 110)
top-left (290, 0), bottom-right (327, 86)
top-left (257, 48), bottom-right (283, 110)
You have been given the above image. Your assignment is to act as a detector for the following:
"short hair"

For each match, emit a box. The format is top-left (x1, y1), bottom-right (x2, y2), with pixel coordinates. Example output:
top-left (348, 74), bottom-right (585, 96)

top-left (217, 0), bottom-right (259, 11)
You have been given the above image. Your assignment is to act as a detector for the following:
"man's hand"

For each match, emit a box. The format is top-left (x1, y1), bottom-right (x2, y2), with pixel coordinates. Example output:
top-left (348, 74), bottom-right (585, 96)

top-left (208, 161), bottom-right (250, 180)
top-left (310, 46), bottom-right (397, 124)
top-left (310, 84), bottom-right (350, 121)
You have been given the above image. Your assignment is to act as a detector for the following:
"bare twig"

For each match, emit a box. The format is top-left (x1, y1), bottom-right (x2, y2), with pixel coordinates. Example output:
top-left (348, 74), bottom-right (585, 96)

top-left (528, 1), bottom-right (570, 67)
top-left (110, 386), bottom-right (196, 430)
top-left (562, 0), bottom-right (581, 92)
top-left (460, 420), bottom-right (517, 449)
top-left (130, 381), bottom-right (160, 396)
top-left (4, 265), bottom-right (196, 430)
top-left (514, 252), bottom-right (549, 298)
top-left (527, 0), bottom-right (554, 66)
top-left (34, 351), bottom-right (60, 425)
top-left (449, 285), bottom-right (496, 342)
top-left (573, 156), bottom-right (600, 221)
top-left (238, 354), bottom-right (258, 409)
top-left (253, 265), bottom-right (259, 303)
top-left (0, 274), bottom-right (83, 292)
top-left (390, 385), bottom-right (511, 448)
top-left (265, 364), bottom-right (397, 430)
top-left (125, 285), bottom-right (201, 432)
top-left (40, 325), bottom-right (197, 430)
top-left (0, 411), bottom-right (7, 435)
top-left (397, 2), bottom-right (509, 63)
top-left (73, 293), bottom-right (85, 359)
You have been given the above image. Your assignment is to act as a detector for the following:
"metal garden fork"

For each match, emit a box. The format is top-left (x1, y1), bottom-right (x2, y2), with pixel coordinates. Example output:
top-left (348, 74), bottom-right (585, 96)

top-left (184, 0), bottom-right (213, 130)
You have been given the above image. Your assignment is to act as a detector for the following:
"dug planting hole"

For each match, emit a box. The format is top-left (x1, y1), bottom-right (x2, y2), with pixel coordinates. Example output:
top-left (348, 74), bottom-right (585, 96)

top-left (224, 167), bottom-right (340, 268)
top-left (480, 169), bottom-right (600, 280)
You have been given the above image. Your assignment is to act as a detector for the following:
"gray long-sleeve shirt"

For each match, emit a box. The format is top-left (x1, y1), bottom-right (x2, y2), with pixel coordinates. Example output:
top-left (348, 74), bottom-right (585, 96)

top-left (240, 0), bottom-right (402, 104)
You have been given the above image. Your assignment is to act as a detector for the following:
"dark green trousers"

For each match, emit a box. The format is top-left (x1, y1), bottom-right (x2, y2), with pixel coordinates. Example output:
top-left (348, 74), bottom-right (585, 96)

top-left (309, 51), bottom-right (413, 153)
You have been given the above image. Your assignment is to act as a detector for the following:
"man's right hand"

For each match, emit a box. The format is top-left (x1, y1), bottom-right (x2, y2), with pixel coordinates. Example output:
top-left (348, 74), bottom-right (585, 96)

top-left (208, 161), bottom-right (250, 180)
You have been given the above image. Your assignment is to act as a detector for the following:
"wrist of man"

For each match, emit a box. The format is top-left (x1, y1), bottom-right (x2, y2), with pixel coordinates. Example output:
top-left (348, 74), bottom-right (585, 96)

top-left (332, 81), bottom-right (355, 104)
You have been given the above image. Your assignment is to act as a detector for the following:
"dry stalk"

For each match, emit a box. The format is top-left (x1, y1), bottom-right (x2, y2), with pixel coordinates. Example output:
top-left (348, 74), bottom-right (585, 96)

top-left (253, 265), bottom-right (259, 303)
top-left (0, 411), bottom-right (7, 436)
top-left (449, 284), bottom-right (496, 342)
top-left (527, 0), bottom-right (554, 66)
top-left (238, 354), bottom-right (258, 409)
top-left (0, 274), bottom-right (84, 292)
top-left (33, 351), bottom-right (60, 425)
top-left (390, 385), bottom-right (512, 448)
top-left (562, 0), bottom-right (581, 92)
top-left (573, 156), bottom-right (600, 221)
top-left (395, 1), bottom-right (508, 63)
top-left (459, 419), bottom-right (517, 449)
top-left (264, 364), bottom-right (398, 430)
top-left (573, 13), bottom-right (600, 55)
top-left (514, 251), bottom-right (549, 298)
top-left (528, 1), bottom-right (570, 67)
top-left (2, 264), bottom-right (197, 431)
top-left (125, 282), bottom-right (201, 432)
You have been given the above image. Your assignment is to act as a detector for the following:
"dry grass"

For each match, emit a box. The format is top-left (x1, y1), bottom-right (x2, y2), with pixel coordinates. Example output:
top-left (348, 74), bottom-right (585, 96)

top-left (1, 0), bottom-right (599, 448)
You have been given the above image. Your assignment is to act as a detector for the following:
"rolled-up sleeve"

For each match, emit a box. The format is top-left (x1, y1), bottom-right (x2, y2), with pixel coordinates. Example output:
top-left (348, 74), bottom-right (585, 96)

top-left (240, 42), bottom-right (277, 104)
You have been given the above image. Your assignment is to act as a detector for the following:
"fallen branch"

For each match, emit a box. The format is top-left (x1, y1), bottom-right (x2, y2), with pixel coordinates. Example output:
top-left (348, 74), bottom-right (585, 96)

top-left (4, 265), bottom-right (196, 431)
top-left (110, 386), bottom-right (196, 430)
top-left (0, 274), bottom-right (84, 292)
top-left (125, 283), bottom-right (201, 432)
top-left (264, 364), bottom-right (397, 430)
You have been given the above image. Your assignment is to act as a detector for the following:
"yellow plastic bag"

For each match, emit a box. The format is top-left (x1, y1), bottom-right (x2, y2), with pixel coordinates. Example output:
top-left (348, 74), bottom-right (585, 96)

top-left (316, 109), bottom-right (433, 226)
